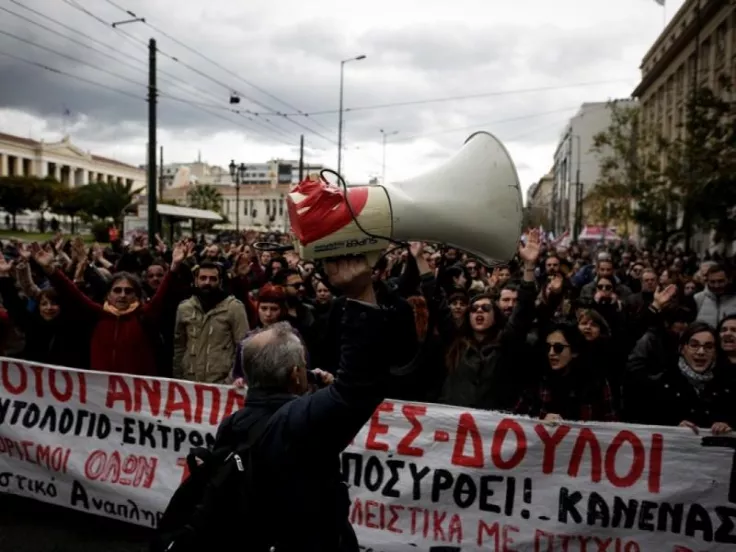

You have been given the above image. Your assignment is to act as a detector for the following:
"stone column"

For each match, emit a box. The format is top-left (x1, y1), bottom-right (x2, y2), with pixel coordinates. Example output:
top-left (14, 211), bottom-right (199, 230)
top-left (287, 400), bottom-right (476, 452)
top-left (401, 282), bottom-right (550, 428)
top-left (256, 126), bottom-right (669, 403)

top-left (0, 154), bottom-right (7, 177)
top-left (54, 164), bottom-right (61, 181)
top-left (12, 156), bottom-right (21, 177)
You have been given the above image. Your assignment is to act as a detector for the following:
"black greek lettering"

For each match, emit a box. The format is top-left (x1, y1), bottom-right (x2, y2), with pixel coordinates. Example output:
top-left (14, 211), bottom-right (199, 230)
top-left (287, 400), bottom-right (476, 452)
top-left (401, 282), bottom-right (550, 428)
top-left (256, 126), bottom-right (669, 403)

top-left (588, 492), bottom-right (611, 527)
top-left (341, 452), bottom-right (363, 486)
top-left (382, 459), bottom-right (403, 498)
top-left (127, 499), bottom-right (141, 521)
top-left (431, 469), bottom-right (453, 502)
top-left (612, 497), bottom-right (638, 528)
top-left (59, 408), bottom-right (74, 434)
top-left (9, 400), bottom-right (27, 424)
top-left (657, 502), bottom-right (684, 533)
top-left (15, 474), bottom-right (27, 491)
top-left (173, 428), bottom-right (187, 450)
top-left (714, 506), bottom-right (736, 544)
top-left (189, 430), bottom-right (204, 448)
top-left (0, 472), bottom-right (11, 487)
top-left (39, 405), bottom-right (57, 432)
top-left (479, 475), bottom-right (504, 513)
top-left (409, 462), bottom-right (430, 500)
top-left (96, 414), bottom-right (111, 439)
top-left (364, 456), bottom-right (384, 492)
top-left (122, 417), bottom-right (136, 445)
top-left (684, 503), bottom-right (713, 542)
top-left (21, 403), bottom-right (40, 427)
top-left (73, 410), bottom-right (90, 436)
top-left (70, 480), bottom-right (90, 509)
top-left (558, 487), bottom-right (583, 524)
top-left (103, 501), bottom-right (117, 515)
top-left (453, 473), bottom-right (477, 509)
top-left (47, 482), bottom-right (57, 498)
top-left (92, 497), bottom-right (103, 510)
top-left (157, 423), bottom-right (171, 448)
top-left (142, 509), bottom-right (155, 525)
top-left (638, 500), bottom-right (656, 531)
top-left (138, 420), bottom-right (156, 448)
top-left (0, 398), bottom-right (10, 424)
top-left (31, 478), bottom-right (47, 496)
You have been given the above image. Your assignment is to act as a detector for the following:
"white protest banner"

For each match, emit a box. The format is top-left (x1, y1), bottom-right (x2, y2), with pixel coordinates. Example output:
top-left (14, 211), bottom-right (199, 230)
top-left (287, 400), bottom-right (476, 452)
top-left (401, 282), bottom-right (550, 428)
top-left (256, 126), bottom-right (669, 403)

top-left (1, 358), bottom-right (736, 551)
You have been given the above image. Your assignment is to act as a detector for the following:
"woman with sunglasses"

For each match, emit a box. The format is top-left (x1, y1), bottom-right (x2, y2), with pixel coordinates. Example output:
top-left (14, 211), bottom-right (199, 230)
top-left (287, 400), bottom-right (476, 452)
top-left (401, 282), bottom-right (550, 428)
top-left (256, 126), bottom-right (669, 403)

top-left (438, 229), bottom-right (541, 411)
top-left (30, 242), bottom-right (186, 377)
top-left (515, 322), bottom-right (617, 423)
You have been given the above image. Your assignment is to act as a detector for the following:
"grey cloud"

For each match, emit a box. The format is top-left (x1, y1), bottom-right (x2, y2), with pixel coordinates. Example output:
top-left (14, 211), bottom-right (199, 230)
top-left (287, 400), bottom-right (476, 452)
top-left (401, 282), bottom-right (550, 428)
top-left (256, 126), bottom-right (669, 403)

top-left (0, 0), bottom-right (644, 168)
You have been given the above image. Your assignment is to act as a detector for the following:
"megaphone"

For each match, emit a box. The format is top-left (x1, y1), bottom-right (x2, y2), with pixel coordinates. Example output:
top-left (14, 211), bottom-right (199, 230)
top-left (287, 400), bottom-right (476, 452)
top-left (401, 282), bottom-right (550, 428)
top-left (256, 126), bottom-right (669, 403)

top-left (286, 131), bottom-right (524, 266)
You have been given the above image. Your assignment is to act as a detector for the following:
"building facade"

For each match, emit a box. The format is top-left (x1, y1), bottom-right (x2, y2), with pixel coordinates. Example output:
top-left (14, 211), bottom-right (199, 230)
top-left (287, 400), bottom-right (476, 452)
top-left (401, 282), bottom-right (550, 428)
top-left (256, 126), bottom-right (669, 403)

top-left (550, 100), bottom-right (636, 236)
top-left (0, 132), bottom-right (145, 189)
top-left (159, 157), bottom-right (325, 232)
top-left (632, 0), bottom-right (735, 252)
top-left (526, 170), bottom-right (554, 229)
top-left (633, 0), bottom-right (735, 144)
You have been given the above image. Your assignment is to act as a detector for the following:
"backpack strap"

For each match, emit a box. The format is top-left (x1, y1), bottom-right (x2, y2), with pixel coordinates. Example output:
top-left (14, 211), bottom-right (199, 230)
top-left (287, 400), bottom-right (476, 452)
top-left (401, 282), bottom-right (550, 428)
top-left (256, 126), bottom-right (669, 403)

top-left (184, 413), bottom-right (274, 541)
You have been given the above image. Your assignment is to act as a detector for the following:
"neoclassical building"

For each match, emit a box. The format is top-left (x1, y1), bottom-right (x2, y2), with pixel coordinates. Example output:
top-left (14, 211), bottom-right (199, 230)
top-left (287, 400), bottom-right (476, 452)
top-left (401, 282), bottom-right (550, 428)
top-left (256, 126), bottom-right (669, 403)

top-left (0, 132), bottom-right (145, 189)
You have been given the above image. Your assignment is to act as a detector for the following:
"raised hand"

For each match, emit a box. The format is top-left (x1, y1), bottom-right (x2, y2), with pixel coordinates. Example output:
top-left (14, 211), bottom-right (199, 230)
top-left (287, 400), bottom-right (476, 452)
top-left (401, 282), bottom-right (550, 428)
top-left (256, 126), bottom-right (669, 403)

top-left (653, 284), bottom-right (678, 310)
top-left (324, 256), bottom-right (374, 303)
top-left (171, 241), bottom-right (187, 270)
top-left (519, 228), bottom-right (541, 264)
top-left (31, 242), bottom-right (56, 274)
top-left (0, 255), bottom-right (13, 276)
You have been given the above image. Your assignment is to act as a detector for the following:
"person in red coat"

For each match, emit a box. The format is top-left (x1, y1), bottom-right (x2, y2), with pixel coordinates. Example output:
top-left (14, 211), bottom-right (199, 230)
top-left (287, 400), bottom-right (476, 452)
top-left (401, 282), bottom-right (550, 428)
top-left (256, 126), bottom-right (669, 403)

top-left (32, 242), bottom-right (187, 376)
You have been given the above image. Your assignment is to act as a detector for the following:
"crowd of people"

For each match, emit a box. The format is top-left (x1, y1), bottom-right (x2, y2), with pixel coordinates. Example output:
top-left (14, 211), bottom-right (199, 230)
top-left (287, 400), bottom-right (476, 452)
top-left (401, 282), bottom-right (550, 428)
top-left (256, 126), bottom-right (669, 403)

top-left (1, 229), bottom-right (735, 433)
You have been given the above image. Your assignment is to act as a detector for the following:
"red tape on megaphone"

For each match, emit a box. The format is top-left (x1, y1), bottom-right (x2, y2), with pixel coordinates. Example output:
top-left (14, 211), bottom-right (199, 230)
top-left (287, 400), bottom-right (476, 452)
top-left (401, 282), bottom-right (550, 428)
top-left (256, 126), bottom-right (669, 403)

top-left (287, 175), bottom-right (369, 246)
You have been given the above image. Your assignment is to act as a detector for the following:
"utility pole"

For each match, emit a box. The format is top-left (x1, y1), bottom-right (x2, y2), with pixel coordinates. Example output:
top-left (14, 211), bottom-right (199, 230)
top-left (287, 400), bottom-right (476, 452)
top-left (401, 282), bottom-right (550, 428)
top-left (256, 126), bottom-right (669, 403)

top-left (158, 145), bottom-right (164, 201)
top-left (298, 134), bottom-right (304, 182)
top-left (147, 38), bottom-right (157, 246)
top-left (337, 55), bottom-right (366, 175)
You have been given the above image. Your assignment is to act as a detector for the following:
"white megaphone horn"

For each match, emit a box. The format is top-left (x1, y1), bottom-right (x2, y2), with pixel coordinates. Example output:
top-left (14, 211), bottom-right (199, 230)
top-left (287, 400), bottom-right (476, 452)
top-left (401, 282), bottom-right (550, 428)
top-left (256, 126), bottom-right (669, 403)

top-left (285, 131), bottom-right (524, 266)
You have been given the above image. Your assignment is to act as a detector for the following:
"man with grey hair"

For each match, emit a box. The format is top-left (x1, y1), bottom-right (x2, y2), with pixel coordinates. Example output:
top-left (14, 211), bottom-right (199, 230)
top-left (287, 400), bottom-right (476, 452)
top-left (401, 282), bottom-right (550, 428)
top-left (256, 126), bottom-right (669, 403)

top-left (214, 256), bottom-right (388, 552)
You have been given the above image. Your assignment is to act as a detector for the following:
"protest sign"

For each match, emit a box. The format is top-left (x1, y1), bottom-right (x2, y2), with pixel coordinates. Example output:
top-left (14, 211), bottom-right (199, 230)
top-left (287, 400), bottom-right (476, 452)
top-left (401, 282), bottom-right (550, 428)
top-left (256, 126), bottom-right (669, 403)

top-left (1, 358), bottom-right (736, 551)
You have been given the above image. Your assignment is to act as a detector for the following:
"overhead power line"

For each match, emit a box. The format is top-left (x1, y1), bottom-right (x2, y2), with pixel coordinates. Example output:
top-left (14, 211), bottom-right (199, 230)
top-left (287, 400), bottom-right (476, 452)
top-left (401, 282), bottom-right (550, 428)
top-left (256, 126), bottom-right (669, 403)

top-left (0, 49), bottom-right (145, 102)
top-left (388, 106), bottom-right (582, 143)
top-left (0, 27), bottom-right (148, 88)
top-left (0, 48), bottom-right (299, 147)
top-left (101, 0), bottom-right (333, 131)
top-left (7, 1), bottom-right (295, 143)
top-left (90, 0), bottom-right (338, 145)
top-left (57, 0), bottom-right (300, 142)
top-left (244, 79), bottom-right (634, 117)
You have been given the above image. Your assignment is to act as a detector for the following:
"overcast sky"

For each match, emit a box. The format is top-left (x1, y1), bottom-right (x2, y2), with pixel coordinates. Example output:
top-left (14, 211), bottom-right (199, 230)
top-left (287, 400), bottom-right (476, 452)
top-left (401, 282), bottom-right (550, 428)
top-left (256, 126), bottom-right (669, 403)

top-left (0, 0), bottom-right (684, 194)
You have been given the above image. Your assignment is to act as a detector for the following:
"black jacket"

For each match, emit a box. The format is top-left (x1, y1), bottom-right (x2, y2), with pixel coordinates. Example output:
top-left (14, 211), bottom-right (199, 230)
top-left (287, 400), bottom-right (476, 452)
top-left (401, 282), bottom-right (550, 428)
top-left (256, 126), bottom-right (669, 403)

top-left (215, 299), bottom-right (390, 552)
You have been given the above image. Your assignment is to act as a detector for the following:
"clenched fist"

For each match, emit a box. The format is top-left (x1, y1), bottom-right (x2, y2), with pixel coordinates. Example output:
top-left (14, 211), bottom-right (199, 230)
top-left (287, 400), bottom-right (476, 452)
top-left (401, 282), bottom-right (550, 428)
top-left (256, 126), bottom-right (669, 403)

top-left (324, 255), bottom-right (375, 304)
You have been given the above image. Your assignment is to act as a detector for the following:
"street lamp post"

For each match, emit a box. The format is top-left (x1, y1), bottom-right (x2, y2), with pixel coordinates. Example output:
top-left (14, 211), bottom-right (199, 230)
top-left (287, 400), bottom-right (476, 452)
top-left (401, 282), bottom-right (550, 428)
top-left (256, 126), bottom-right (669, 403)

top-left (380, 129), bottom-right (398, 184)
top-left (229, 160), bottom-right (247, 233)
top-left (570, 135), bottom-right (582, 242)
top-left (337, 54), bottom-right (366, 176)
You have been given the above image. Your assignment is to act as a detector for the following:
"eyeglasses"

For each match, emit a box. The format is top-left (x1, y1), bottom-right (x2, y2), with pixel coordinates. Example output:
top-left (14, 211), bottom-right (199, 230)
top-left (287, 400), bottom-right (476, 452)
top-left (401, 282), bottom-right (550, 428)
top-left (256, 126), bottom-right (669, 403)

top-left (470, 304), bottom-right (491, 313)
top-left (546, 342), bottom-right (569, 354)
top-left (111, 286), bottom-right (135, 295)
top-left (597, 284), bottom-right (613, 291)
top-left (687, 340), bottom-right (715, 352)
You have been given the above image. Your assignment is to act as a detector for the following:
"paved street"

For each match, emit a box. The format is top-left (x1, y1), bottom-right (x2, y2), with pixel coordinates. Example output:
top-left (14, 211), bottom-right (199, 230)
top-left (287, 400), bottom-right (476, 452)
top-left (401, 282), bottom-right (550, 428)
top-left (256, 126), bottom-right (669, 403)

top-left (0, 494), bottom-right (151, 552)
